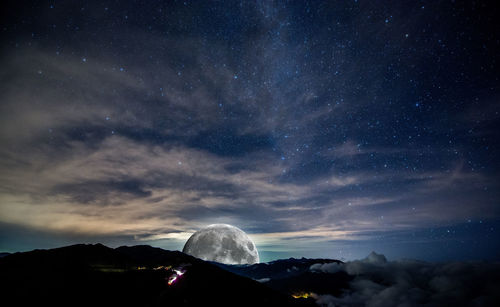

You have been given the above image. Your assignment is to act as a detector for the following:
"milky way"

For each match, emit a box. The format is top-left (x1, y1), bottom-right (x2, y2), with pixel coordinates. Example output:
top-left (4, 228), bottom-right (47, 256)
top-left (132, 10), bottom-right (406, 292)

top-left (0, 0), bottom-right (498, 261)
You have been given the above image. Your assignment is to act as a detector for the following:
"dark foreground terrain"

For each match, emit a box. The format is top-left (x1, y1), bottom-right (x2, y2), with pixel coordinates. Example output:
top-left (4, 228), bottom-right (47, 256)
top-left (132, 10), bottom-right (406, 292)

top-left (3, 244), bottom-right (500, 306)
top-left (0, 244), bottom-right (338, 307)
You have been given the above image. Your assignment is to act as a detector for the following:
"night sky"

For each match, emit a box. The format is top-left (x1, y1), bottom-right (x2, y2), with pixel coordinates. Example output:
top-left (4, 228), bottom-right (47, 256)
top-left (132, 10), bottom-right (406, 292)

top-left (1, 0), bottom-right (499, 262)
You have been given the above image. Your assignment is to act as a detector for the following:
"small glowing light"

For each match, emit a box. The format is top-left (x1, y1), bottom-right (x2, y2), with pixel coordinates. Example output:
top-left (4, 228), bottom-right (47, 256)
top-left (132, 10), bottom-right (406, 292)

top-left (174, 269), bottom-right (185, 276)
top-left (168, 276), bottom-right (178, 285)
top-left (292, 292), bottom-right (313, 299)
top-left (167, 266), bottom-right (188, 286)
top-left (154, 265), bottom-right (172, 270)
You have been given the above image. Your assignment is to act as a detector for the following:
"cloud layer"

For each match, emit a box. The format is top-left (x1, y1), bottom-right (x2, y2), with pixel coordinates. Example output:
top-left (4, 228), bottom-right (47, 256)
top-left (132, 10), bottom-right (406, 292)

top-left (311, 252), bottom-right (500, 307)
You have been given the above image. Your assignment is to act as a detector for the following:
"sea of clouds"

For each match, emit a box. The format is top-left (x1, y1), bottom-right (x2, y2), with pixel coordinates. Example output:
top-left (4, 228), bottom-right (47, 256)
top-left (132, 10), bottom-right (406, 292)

top-left (310, 252), bottom-right (500, 307)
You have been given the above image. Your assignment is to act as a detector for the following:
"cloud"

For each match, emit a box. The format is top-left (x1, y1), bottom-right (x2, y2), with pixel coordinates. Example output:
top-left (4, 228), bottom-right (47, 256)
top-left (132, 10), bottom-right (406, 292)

top-left (0, 126), bottom-right (497, 250)
top-left (0, 1), bottom-right (498, 256)
top-left (310, 262), bottom-right (344, 274)
top-left (136, 232), bottom-right (193, 242)
top-left (310, 252), bottom-right (500, 307)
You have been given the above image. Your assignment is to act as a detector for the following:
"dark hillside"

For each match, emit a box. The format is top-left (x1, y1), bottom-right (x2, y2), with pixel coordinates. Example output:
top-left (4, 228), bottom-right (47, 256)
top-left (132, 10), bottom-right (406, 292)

top-left (0, 244), bottom-right (312, 307)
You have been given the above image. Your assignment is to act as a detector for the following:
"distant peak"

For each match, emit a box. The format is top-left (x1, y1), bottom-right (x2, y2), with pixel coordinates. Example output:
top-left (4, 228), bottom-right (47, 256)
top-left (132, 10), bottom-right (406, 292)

top-left (365, 251), bottom-right (387, 264)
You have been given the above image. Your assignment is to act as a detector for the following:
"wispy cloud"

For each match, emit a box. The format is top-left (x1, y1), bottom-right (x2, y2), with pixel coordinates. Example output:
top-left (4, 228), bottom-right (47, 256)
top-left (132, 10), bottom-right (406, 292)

top-left (1, 1), bottom-right (498, 258)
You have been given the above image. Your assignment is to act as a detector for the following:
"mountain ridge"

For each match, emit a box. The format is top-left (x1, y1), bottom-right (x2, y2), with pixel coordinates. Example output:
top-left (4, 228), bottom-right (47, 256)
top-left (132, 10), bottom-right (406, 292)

top-left (0, 243), bottom-right (318, 307)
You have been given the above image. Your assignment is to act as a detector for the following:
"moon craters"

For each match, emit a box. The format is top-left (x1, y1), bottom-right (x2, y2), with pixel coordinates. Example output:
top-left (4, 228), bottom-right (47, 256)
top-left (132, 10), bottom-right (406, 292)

top-left (182, 224), bottom-right (259, 265)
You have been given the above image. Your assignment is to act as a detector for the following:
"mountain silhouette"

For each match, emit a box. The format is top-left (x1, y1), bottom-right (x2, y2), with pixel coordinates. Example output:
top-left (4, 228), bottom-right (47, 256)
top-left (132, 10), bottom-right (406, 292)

top-left (0, 244), bottom-right (315, 307)
top-left (216, 257), bottom-right (351, 297)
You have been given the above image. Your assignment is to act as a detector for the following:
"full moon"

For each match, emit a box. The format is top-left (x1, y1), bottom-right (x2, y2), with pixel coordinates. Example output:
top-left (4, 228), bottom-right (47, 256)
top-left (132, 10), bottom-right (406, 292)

top-left (182, 224), bottom-right (259, 264)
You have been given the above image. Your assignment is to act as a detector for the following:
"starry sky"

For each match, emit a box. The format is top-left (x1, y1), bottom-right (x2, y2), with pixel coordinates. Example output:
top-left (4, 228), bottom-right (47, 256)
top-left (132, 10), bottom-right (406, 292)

top-left (1, 0), bottom-right (499, 262)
